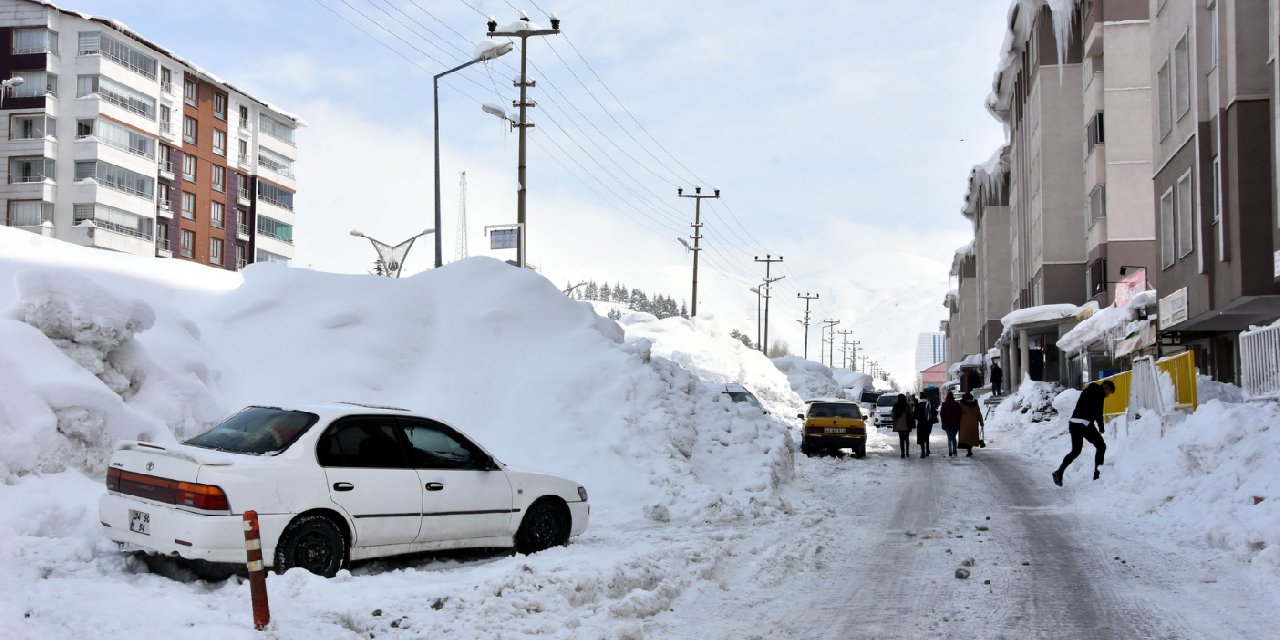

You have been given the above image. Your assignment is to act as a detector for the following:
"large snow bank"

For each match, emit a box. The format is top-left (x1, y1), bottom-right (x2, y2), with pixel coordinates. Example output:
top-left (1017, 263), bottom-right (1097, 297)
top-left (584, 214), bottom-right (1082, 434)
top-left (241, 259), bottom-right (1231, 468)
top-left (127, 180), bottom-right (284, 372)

top-left (1057, 290), bottom-right (1157, 355)
top-left (770, 357), bottom-right (845, 402)
top-left (832, 369), bottom-right (873, 399)
top-left (990, 378), bottom-right (1280, 570)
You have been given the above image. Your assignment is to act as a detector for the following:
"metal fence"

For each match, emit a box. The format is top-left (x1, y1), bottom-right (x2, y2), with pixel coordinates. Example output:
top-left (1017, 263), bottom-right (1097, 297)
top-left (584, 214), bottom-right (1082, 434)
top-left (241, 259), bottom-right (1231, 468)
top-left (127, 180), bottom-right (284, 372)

top-left (1241, 322), bottom-right (1280, 400)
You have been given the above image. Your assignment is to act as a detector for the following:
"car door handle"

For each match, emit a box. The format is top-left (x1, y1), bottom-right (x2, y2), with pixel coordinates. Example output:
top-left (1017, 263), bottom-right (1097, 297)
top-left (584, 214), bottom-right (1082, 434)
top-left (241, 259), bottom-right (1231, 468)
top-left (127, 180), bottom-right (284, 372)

top-left (425, 482), bottom-right (444, 491)
top-left (333, 482), bottom-right (355, 492)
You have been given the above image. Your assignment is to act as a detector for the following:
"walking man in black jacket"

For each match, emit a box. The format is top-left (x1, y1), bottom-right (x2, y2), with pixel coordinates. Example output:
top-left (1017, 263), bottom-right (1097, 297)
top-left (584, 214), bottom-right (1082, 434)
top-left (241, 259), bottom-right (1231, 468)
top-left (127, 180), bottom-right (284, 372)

top-left (1052, 380), bottom-right (1116, 486)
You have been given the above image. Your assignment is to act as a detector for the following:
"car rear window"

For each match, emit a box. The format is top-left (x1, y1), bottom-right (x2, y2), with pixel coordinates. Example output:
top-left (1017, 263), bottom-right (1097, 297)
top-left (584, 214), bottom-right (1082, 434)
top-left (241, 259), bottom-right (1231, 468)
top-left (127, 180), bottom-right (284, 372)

top-left (185, 407), bottom-right (320, 455)
top-left (877, 395), bottom-right (899, 406)
top-left (726, 391), bottom-right (762, 408)
top-left (808, 403), bottom-right (861, 419)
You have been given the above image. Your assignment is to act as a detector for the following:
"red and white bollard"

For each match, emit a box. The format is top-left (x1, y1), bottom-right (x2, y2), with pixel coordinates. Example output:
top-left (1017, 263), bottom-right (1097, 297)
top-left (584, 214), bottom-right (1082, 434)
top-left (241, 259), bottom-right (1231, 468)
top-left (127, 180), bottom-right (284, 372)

top-left (242, 510), bottom-right (271, 631)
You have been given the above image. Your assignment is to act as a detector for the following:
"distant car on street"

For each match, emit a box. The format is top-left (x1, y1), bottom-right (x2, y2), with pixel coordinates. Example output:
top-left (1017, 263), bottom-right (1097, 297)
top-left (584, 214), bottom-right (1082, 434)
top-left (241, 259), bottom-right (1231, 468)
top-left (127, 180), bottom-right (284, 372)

top-left (874, 392), bottom-right (900, 428)
top-left (798, 399), bottom-right (867, 457)
top-left (99, 403), bottom-right (590, 578)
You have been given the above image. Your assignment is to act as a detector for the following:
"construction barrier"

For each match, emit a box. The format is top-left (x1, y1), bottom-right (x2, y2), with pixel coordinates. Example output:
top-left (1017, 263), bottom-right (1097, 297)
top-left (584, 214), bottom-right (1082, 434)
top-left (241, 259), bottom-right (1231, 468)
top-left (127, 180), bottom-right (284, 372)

top-left (1096, 350), bottom-right (1197, 423)
top-left (1240, 321), bottom-right (1280, 400)
top-left (243, 511), bottom-right (271, 631)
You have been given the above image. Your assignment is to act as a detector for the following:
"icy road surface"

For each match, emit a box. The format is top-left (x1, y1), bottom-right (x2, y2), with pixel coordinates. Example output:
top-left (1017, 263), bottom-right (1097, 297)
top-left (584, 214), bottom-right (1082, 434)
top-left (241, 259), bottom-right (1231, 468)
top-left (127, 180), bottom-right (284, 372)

top-left (653, 431), bottom-right (1278, 639)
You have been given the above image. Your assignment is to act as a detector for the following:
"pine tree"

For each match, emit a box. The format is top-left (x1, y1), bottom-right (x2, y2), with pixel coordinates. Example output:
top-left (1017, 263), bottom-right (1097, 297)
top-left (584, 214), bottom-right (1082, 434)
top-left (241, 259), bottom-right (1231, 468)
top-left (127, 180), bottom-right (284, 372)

top-left (585, 281), bottom-right (599, 300)
top-left (680, 301), bottom-right (689, 319)
top-left (730, 329), bottom-right (753, 349)
top-left (613, 284), bottom-right (627, 303)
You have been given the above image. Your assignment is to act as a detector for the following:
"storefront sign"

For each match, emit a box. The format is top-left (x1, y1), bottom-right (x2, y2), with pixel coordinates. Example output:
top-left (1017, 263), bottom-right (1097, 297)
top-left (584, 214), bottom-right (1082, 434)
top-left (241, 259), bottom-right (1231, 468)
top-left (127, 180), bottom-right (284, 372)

top-left (1158, 287), bottom-right (1188, 329)
top-left (1113, 268), bottom-right (1147, 308)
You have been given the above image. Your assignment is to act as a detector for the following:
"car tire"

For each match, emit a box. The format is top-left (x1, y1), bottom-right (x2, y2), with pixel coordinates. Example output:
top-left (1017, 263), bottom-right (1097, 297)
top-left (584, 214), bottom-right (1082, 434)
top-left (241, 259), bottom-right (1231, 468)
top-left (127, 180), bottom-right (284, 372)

top-left (515, 499), bottom-right (569, 555)
top-left (274, 514), bottom-right (346, 578)
top-left (855, 441), bottom-right (867, 458)
top-left (800, 441), bottom-right (815, 457)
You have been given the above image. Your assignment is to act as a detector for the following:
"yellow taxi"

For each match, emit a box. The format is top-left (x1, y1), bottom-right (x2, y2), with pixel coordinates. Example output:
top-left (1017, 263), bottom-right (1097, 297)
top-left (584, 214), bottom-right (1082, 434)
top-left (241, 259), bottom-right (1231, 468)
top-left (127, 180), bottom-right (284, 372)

top-left (798, 399), bottom-right (867, 457)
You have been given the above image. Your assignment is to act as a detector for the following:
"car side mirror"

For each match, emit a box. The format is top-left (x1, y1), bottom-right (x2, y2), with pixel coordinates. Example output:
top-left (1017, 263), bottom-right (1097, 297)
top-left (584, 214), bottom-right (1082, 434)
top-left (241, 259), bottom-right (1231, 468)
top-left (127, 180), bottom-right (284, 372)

top-left (796, 413), bottom-right (805, 419)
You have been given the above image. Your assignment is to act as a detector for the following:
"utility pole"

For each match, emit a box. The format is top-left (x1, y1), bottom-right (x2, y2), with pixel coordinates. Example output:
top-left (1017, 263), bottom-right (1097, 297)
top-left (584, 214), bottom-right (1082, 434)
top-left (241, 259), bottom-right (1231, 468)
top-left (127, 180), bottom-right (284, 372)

top-left (678, 186), bottom-right (720, 316)
top-left (488, 14), bottom-right (560, 268)
top-left (858, 354), bottom-right (869, 372)
top-left (837, 330), bottom-right (854, 369)
top-left (749, 286), bottom-right (762, 349)
top-left (754, 255), bottom-right (784, 354)
top-left (849, 340), bottom-right (861, 370)
top-left (821, 319), bottom-right (840, 369)
top-left (797, 293), bottom-right (819, 360)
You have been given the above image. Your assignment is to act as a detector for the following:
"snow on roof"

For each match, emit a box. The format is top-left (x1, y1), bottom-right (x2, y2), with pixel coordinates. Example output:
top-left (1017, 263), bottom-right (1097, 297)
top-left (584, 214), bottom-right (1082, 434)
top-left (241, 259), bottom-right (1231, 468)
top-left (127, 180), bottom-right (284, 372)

top-left (30, 0), bottom-right (304, 126)
top-left (987, 1), bottom-right (1078, 123)
top-left (1000, 303), bottom-right (1079, 331)
top-left (1057, 290), bottom-right (1158, 355)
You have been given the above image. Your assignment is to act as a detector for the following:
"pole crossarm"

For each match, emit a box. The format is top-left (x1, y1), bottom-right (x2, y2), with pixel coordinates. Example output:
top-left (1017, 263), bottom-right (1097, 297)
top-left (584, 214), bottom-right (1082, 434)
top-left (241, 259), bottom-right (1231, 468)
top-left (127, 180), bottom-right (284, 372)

top-left (797, 293), bottom-right (819, 360)
top-left (754, 255), bottom-right (784, 354)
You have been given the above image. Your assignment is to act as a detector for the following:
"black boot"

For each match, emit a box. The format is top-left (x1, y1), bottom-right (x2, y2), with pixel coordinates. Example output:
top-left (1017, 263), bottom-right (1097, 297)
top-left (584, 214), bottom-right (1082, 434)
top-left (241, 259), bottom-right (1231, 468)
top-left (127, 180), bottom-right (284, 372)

top-left (1052, 469), bottom-right (1064, 486)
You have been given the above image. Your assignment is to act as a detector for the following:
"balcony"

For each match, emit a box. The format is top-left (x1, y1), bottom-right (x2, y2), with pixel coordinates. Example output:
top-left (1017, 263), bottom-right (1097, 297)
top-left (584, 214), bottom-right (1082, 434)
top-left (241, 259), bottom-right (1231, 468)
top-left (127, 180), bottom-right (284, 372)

top-left (156, 236), bottom-right (172, 257)
top-left (158, 159), bottom-right (174, 180)
top-left (237, 187), bottom-right (251, 206)
top-left (237, 223), bottom-right (250, 240)
top-left (157, 199), bottom-right (172, 215)
top-left (161, 81), bottom-right (173, 95)
top-left (237, 154), bottom-right (251, 168)
top-left (159, 121), bottom-right (172, 134)
top-left (236, 259), bottom-right (247, 270)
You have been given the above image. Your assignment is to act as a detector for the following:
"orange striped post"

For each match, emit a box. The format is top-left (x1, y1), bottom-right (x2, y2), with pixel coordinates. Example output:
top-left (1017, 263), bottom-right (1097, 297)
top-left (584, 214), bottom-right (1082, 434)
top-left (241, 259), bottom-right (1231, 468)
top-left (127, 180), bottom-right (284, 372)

top-left (242, 510), bottom-right (270, 630)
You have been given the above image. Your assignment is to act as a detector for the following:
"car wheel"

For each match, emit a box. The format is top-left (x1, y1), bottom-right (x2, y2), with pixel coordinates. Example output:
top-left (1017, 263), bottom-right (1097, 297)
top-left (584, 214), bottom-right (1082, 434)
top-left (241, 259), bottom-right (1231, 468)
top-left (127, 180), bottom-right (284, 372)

top-left (855, 441), bottom-right (867, 458)
top-left (274, 514), bottom-right (346, 578)
top-left (515, 500), bottom-right (569, 555)
top-left (800, 441), bottom-right (815, 457)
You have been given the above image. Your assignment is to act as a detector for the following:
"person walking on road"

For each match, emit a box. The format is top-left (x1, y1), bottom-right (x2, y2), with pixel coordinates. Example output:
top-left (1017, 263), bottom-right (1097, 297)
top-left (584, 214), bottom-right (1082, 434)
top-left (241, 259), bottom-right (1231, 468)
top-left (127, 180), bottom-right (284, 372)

top-left (990, 361), bottom-right (1003, 396)
top-left (939, 391), bottom-right (961, 457)
top-left (1052, 380), bottom-right (1116, 486)
top-left (891, 394), bottom-right (913, 459)
top-left (957, 392), bottom-right (983, 457)
top-left (913, 393), bottom-right (934, 458)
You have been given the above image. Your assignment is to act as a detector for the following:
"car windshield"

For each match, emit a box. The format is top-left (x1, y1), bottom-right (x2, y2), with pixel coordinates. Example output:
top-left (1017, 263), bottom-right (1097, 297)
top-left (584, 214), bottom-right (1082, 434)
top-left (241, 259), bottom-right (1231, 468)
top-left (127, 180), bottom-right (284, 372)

top-left (726, 391), bottom-right (762, 408)
top-left (184, 407), bottom-right (320, 455)
top-left (809, 403), bottom-right (861, 419)
top-left (877, 395), bottom-right (898, 407)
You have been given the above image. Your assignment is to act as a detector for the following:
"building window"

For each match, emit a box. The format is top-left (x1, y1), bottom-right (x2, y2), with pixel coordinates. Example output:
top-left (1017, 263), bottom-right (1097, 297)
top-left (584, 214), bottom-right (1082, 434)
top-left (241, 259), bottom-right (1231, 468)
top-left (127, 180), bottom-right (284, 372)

top-left (211, 164), bottom-right (225, 192)
top-left (1160, 188), bottom-right (1175, 268)
top-left (183, 115), bottom-right (197, 144)
top-left (236, 243), bottom-right (247, 269)
top-left (211, 200), bottom-right (225, 228)
top-left (77, 31), bottom-right (157, 79)
top-left (159, 105), bottom-right (171, 133)
top-left (74, 160), bottom-right (154, 198)
top-left (1210, 2), bottom-right (1218, 70)
top-left (238, 104), bottom-right (249, 128)
top-left (257, 182), bottom-right (294, 210)
top-left (157, 182), bottom-right (171, 212)
top-left (6, 200), bottom-right (54, 226)
top-left (258, 112), bottom-right (296, 145)
top-left (1086, 112), bottom-right (1104, 155)
top-left (210, 237), bottom-right (223, 265)
top-left (184, 78), bottom-right (197, 106)
top-left (1212, 156), bottom-right (1226, 262)
top-left (237, 208), bottom-right (249, 235)
top-left (1176, 170), bottom-right (1194, 258)
top-left (180, 229), bottom-right (194, 258)
top-left (214, 92), bottom-right (227, 120)
top-left (1088, 184), bottom-right (1106, 225)
top-left (1174, 34), bottom-right (1190, 120)
top-left (9, 156), bottom-right (54, 183)
top-left (257, 145), bottom-right (294, 177)
top-left (1157, 60), bottom-right (1171, 138)
top-left (160, 67), bottom-right (172, 94)
top-left (73, 202), bottom-right (154, 239)
top-left (257, 215), bottom-right (294, 243)
top-left (12, 28), bottom-right (58, 55)
top-left (11, 71), bottom-right (57, 98)
top-left (181, 191), bottom-right (195, 219)
top-left (10, 114), bottom-right (55, 140)
top-left (76, 74), bottom-right (155, 120)
top-left (237, 139), bottom-right (249, 164)
top-left (213, 129), bottom-right (226, 155)
top-left (1088, 258), bottom-right (1107, 297)
top-left (183, 154), bottom-right (196, 182)
top-left (79, 118), bottom-right (155, 159)
top-left (256, 248), bottom-right (289, 264)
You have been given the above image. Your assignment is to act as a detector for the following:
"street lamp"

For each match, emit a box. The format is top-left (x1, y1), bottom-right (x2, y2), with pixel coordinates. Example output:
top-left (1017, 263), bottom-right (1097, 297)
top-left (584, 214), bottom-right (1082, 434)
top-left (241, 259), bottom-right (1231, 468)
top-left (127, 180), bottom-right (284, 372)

top-left (434, 40), bottom-right (514, 269)
top-left (350, 228), bottom-right (434, 278)
top-left (487, 13), bottom-right (560, 269)
top-left (0, 76), bottom-right (26, 108)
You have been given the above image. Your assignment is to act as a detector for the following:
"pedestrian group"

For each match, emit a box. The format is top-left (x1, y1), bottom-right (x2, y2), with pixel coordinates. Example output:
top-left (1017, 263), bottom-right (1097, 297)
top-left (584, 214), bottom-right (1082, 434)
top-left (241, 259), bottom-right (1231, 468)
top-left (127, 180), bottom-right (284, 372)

top-left (891, 390), bottom-right (984, 459)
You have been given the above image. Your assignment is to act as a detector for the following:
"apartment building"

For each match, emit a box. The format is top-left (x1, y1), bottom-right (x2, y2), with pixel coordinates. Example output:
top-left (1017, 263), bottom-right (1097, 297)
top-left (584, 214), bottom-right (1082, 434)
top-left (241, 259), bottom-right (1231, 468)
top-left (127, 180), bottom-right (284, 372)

top-left (1081, 0), bottom-right (1159, 305)
top-left (944, 246), bottom-right (979, 365)
top-left (1149, 0), bottom-right (1278, 382)
top-left (961, 148), bottom-right (1013, 353)
top-left (0, 0), bottom-right (301, 270)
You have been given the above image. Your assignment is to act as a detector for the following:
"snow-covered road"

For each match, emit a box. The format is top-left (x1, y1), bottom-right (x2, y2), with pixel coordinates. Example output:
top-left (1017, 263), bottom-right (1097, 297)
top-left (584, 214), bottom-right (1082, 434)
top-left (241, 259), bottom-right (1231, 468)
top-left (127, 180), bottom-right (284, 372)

top-left (652, 430), bottom-right (1278, 639)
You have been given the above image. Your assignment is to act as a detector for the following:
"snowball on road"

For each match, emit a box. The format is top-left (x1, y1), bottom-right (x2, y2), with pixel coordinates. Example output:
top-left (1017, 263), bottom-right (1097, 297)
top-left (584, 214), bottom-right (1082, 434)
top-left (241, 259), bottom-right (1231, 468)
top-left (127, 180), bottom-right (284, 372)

top-left (0, 227), bottom-right (1277, 639)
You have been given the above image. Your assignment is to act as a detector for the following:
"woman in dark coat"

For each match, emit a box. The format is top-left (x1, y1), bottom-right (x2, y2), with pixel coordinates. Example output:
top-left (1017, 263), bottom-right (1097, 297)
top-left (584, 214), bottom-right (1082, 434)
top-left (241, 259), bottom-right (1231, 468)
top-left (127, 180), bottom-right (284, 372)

top-left (939, 391), bottom-right (961, 457)
top-left (912, 395), bottom-right (933, 458)
top-left (957, 392), bottom-right (984, 457)
top-left (891, 394), bottom-right (913, 459)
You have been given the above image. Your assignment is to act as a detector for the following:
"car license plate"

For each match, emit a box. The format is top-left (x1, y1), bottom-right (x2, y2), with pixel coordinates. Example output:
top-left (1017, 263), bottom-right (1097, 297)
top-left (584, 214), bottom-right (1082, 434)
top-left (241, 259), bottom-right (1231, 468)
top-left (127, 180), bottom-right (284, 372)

top-left (129, 509), bottom-right (151, 536)
top-left (823, 428), bottom-right (845, 434)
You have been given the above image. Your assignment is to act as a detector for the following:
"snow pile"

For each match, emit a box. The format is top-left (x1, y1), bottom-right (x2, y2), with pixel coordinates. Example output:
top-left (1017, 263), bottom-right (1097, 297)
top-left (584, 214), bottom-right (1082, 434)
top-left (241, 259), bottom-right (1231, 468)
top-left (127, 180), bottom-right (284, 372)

top-left (987, 375), bottom-right (1061, 425)
top-left (1000, 303), bottom-right (1079, 333)
top-left (770, 357), bottom-right (845, 402)
top-left (992, 391), bottom-right (1280, 569)
top-left (617, 311), bottom-right (802, 415)
top-left (832, 369), bottom-right (873, 399)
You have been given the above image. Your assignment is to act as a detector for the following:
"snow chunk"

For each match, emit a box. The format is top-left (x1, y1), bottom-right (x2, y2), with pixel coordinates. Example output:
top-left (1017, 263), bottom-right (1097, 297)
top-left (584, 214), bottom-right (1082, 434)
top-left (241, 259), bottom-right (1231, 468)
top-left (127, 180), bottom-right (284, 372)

top-left (1001, 303), bottom-right (1079, 331)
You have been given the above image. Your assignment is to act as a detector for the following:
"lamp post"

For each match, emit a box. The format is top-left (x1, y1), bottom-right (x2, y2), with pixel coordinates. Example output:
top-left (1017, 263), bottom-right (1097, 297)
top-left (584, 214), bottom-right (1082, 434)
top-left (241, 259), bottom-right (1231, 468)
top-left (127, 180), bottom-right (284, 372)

top-left (0, 76), bottom-right (26, 108)
top-left (350, 228), bottom-right (434, 278)
top-left (434, 40), bottom-right (513, 269)
top-left (487, 13), bottom-right (561, 269)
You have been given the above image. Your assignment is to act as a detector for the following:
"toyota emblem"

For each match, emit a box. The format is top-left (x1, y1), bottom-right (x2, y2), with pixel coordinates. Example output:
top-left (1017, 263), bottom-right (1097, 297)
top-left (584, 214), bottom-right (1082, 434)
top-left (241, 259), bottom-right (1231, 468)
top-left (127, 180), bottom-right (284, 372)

top-left (145, 462), bottom-right (154, 471)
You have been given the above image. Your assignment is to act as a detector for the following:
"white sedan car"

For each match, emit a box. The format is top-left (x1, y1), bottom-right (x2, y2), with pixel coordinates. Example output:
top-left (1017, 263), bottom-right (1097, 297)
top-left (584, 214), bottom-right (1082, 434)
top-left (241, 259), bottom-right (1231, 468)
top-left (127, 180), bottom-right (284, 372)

top-left (99, 402), bottom-right (590, 577)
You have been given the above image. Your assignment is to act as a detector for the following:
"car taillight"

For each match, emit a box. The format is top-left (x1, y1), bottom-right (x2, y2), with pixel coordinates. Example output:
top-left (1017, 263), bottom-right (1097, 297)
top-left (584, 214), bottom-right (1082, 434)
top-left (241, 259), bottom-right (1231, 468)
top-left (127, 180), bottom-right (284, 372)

top-left (106, 467), bottom-right (230, 512)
